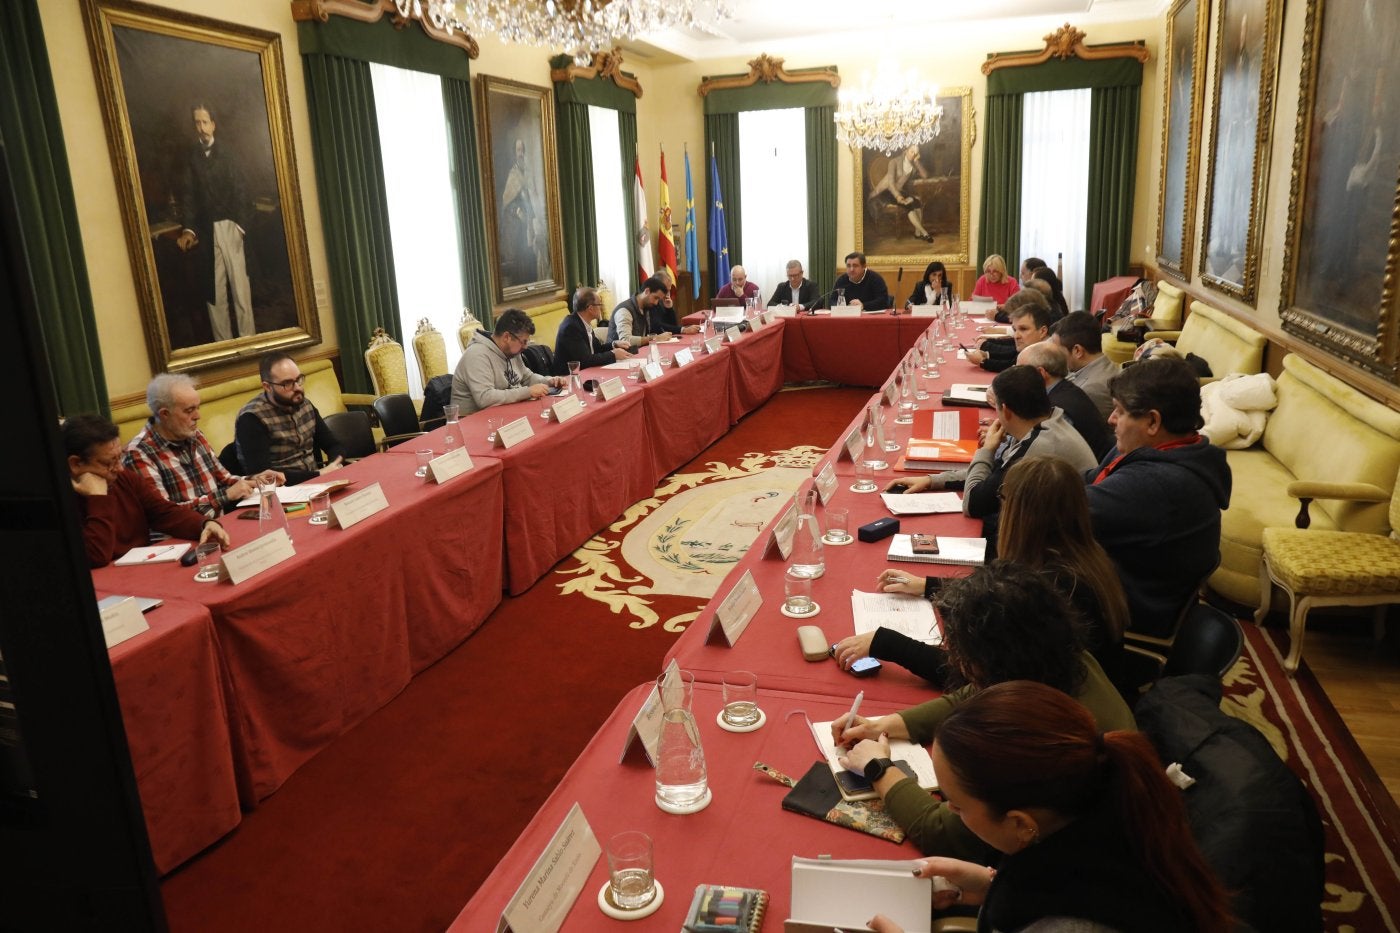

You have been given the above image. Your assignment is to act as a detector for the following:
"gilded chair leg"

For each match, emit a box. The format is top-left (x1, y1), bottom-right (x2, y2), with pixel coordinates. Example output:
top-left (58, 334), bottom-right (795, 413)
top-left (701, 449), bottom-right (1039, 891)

top-left (1284, 594), bottom-right (1310, 674)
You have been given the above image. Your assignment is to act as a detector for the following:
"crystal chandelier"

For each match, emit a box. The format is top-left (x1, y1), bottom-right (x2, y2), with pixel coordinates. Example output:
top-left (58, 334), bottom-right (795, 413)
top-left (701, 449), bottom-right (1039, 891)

top-left (833, 66), bottom-right (943, 155)
top-left (394, 0), bottom-right (730, 57)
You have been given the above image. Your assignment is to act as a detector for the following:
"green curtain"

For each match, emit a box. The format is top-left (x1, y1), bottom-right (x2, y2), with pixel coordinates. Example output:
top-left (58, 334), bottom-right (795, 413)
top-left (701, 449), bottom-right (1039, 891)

top-left (553, 96), bottom-right (597, 293)
top-left (442, 77), bottom-right (494, 330)
top-left (703, 113), bottom-right (742, 289)
top-left (301, 54), bottom-right (400, 395)
top-left (1084, 85), bottom-right (1140, 308)
top-left (619, 110), bottom-right (639, 294)
top-left (977, 93), bottom-right (1024, 274)
top-left (0, 0), bottom-right (107, 415)
top-left (804, 105), bottom-right (837, 288)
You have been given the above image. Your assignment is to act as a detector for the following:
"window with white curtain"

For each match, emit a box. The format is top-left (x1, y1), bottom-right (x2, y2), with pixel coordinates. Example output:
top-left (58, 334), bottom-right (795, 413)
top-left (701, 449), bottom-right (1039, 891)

top-left (1019, 88), bottom-right (1091, 314)
top-left (737, 108), bottom-right (808, 303)
top-left (369, 63), bottom-right (465, 397)
top-left (588, 106), bottom-right (630, 309)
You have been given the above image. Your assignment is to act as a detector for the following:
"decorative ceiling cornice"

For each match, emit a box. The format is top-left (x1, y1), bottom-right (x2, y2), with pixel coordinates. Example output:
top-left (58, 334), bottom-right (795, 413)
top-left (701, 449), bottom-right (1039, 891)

top-left (981, 23), bottom-right (1148, 75)
top-left (290, 0), bottom-right (479, 59)
top-left (698, 53), bottom-right (840, 98)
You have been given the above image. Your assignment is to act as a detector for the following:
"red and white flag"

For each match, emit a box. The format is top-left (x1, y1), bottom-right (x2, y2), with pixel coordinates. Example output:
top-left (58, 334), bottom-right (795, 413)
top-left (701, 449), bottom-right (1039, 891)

top-left (634, 156), bottom-right (653, 280)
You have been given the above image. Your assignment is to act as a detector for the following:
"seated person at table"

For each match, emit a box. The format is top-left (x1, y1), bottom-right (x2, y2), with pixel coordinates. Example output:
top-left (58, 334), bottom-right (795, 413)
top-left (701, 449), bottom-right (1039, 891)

top-left (883, 366), bottom-right (1097, 551)
top-left (966, 289), bottom-right (1051, 372)
top-left (609, 277), bottom-right (699, 347)
top-left (1087, 358), bottom-right (1231, 639)
top-left (65, 414), bottom-right (229, 568)
top-left (834, 562), bottom-right (1135, 860)
top-left (817, 251), bottom-right (891, 310)
top-left (554, 286), bottom-right (632, 375)
top-left (1053, 310), bottom-right (1119, 419)
top-left (453, 308), bottom-right (565, 415)
top-left (1018, 341), bottom-right (1113, 461)
top-left (127, 373), bottom-right (283, 518)
top-left (906, 260), bottom-right (951, 307)
top-left (654, 266), bottom-right (681, 330)
top-left (1030, 266), bottom-right (1070, 324)
top-left (971, 253), bottom-right (1019, 306)
top-left (844, 456), bottom-right (1128, 688)
top-left (235, 353), bottom-right (345, 486)
top-left (768, 259), bottom-right (818, 308)
top-left (865, 682), bottom-right (1230, 933)
top-left (714, 265), bottom-right (760, 304)
top-left (1018, 254), bottom-right (1046, 285)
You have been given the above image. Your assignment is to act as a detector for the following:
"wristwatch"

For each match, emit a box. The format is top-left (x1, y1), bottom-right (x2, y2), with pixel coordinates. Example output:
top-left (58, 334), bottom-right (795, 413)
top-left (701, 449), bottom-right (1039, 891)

top-left (863, 757), bottom-right (896, 783)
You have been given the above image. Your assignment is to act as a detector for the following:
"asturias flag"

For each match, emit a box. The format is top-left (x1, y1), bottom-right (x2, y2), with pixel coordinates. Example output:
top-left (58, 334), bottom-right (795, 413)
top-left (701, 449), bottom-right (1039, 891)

top-left (634, 156), bottom-right (653, 281)
top-left (684, 150), bottom-right (700, 299)
top-left (657, 149), bottom-right (677, 285)
top-left (708, 151), bottom-right (730, 289)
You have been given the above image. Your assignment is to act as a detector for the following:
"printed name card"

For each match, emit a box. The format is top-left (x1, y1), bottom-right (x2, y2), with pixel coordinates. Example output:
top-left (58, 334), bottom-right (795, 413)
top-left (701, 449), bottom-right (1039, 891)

top-left (707, 569), bottom-right (762, 646)
top-left (883, 380), bottom-right (898, 406)
top-left (427, 446), bottom-right (473, 484)
top-left (329, 482), bottom-right (389, 530)
top-left (814, 461), bottom-right (838, 505)
top-left (749, 314), bottom-right (765, 332)
top-left (640, 360), bottom-right (665, 382)
top-left (498, 802), bottom-right (601, 933)
top-left (671, 347), bottom-right (694, 368)
top-left (99, 597), bottom-right (149, 649)
top-left (760, 309), bottom-right (775, 325)
top-left (495, 416), bottom-right (535, 449)
top-left (550, 394), bottom-right (584, 424)
top-left (726, 324), bottom-right (744, 343)
top-left (762, 500), bottom-right (798, 561)
top-left (219, 527), bottom-right (296, 585)
top-left (597, 377), bottom-right (626, 401)
top-left (841, 426), bottom-right (864, 463)
top-left (704, 334), bottom-right (725, 354)
top-left (620, 658), bottom-right (680, 765)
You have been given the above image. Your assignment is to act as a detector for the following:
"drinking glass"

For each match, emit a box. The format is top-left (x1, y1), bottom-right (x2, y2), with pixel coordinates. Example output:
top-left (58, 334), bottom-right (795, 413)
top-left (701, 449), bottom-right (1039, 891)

top-left (486, 417), bottom-right (502, 442)
top-left (628, 359), bottom-right (642, 381)
top-left (823, 507), bottom-right (851, 544)
top-left (852, 459), bottom-right (877, 493)
top-left (606, 831), bottom-right (656, 911)
top-left (308, 490), bottom-right (331, 526)
top-left (896, 399), bottom-right (916, 424)
top-left (721, 671), bottom-right (760, 727)
top-left (193, 540), bottom-right (222, 582)
top-left (414, 448), bottom-right (433, 478)
top-left (783, 567), bottom-right (815, 615)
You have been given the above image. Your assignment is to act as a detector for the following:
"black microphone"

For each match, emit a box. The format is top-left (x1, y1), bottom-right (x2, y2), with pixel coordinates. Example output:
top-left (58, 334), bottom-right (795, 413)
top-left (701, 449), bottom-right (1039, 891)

top-left (809, 286), bottom-right (844, 312)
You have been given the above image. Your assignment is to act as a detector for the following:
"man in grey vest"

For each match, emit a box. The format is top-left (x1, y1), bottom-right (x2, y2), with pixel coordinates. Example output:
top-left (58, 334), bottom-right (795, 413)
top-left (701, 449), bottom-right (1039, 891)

top-left (235, 352), bottom-right (345, 485)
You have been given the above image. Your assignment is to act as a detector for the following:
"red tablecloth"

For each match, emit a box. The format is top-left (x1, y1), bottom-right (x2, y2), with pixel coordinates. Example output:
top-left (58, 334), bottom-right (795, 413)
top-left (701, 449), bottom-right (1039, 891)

top-left (105, 594), bottom-right (241, 874)
top-left (726, 318), bottom-right (786, 423)
top-left (450, 682), bottom-right (918, 931)
top-left (1089, 275), bottom-right (1139, 317)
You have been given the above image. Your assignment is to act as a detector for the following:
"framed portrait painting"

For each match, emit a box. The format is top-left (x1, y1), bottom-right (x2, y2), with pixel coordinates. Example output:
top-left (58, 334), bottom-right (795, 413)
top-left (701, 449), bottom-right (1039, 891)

top-left (1155, 0), bottom-right (1210, 279)
top-left (1197, 0), bottom-right (1283, 303)
top-left (81, 0), bottom-right (319, 372)
top-left (854, 88), bottom-right (975, 267)
top-left (1280, 0), bottom-right (1400, 380)
top-left (476, 75), bottom-right (566, 304)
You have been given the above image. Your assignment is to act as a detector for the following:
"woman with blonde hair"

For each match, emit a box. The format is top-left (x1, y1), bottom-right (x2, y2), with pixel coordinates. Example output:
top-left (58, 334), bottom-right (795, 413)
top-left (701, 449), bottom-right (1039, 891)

top-left (971, 254), bottom-right (1018, 305)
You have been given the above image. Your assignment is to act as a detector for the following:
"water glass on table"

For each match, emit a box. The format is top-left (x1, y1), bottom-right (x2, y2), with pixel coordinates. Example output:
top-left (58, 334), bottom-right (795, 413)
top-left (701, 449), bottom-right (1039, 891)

top-left (308, 490), bottom-right (332, 526)
top-left (415, 448), bottom-right (433, 478)
top-left (606, 831), bottom-right (656, 911)
top-left (823, 507), bottom-right (851, 544)
top-left (486, 417), bottom-right (502, 441)
top-left (783, 567), bottom-right (815, 615)
top-left (721, 670), bottom-right (761, 727)
top-left (193, 540), bottom-right (222, 582)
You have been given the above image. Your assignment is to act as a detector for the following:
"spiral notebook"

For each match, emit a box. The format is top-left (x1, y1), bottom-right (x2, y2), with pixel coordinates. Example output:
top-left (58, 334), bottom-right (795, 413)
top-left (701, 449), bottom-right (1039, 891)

top-left (886, 533), bottom-right (986, 567)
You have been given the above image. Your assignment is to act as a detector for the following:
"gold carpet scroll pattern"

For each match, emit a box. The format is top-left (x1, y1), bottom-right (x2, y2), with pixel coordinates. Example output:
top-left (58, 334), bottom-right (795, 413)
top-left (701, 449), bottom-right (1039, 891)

top-left (555, 446), bottom-right (826, 631)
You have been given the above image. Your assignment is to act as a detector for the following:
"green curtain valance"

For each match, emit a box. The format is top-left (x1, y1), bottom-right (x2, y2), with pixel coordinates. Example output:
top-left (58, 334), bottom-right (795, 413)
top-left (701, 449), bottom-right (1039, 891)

top-left (553, 76), bottom-right (637, 113)
top-left (702, 77), bottom-right (838, 114)
top-left (987, 55), bottom-right (1142, 95)
top-left (296, 17), bottom-right (471, 79)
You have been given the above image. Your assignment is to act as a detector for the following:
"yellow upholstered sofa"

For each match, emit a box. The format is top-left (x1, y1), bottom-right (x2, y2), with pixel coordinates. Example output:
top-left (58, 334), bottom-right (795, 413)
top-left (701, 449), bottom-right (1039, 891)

top-left (111, 357), bottom-right (358, 454)
top-left (1153, 300), bottom-right (1267, 382)
top-left (1212, 354), bottom-right (1400, 606)
top-left (525, 299), bottom-right (570, 349)
top-left (1102, 280), bottom-right (1186, 365)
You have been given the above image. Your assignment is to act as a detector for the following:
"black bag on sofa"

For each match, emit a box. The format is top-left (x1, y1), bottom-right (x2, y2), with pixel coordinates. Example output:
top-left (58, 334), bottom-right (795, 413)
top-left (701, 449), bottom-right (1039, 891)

top-left (420, 374), bottom-right (453, 424)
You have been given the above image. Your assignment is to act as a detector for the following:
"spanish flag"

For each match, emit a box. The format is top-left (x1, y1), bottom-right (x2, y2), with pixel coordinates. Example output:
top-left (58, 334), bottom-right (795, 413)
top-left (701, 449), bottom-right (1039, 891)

top-left (657, 149), bottom-right (678, 285)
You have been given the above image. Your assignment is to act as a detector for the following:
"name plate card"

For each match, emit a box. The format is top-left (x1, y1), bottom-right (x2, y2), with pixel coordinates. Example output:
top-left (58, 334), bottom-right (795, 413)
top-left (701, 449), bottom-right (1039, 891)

top-left (726, 324), bottom-right (744, 343)
top-left (841, 426), bottom-right (864, 463)
top-left (219, 528), bottom-right (296, 585)
top-left (762, 500), bottom-right (798, 561)
top-left (597, 377), bottom-right (626, 401)
top-left (884, 380), bottom-right (899, 406)
top-left (704, 335), bottom-right (725, 354)
top-left (427, 446), bottom-right (473, 484)
top-left (497, 802), bottom-right (601, 933)
top-left (749, 314), bottom-right (764, 332)
top-left (495, 416), bottom-right (535, 449)
top-left (814, 461), bottom-right (838, 506)
top-left (550, 394), bottom-right (584, 424)
top-left (671, 347), bottom-right (695, 368)
top-left (99, 597), bottom-right (149, 649)
top-left (620, 658), bottom-right (680, 765)
top-left (640, 360), bottom-right (665, 382)
top-left (706, 569), bottom-right (762, 646)
top-left (329, 482), bottom-right (389, 530)
top-left (760, 309), bottom-right (775, 325)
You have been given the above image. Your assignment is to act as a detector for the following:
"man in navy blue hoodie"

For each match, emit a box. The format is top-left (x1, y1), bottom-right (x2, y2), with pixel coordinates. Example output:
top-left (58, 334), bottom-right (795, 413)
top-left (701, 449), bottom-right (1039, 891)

top-left (1086, 358), bottom-right (1231, 638)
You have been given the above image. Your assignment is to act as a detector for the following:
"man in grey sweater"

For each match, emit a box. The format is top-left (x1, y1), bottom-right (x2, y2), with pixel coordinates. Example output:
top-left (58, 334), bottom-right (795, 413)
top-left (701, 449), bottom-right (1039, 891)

top-left (451, 308), bottom-right (564, 415)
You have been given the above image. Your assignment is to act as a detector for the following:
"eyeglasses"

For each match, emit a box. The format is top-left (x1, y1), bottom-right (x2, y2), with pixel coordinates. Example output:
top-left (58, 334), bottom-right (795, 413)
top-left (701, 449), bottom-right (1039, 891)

top-left (269, 375), bottom-right (306, 389)
top-left (508, 332), bottom-right (531, 347)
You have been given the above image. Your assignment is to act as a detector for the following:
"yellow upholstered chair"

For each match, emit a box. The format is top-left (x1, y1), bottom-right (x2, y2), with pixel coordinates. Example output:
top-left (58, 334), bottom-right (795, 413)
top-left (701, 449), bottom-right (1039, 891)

top-left (1257, 479), bottom-right (1400, 672)
top-left (458, 307), bottom-right (482, 352)
top-left (363, 327), bottom-right (410, 397)
top-left (411, 318), bottom-right (449, 391)
top-left (1151, 300), bottom-right (1267, 383)
top-left (1102, 280), bottom-right (1186, 365)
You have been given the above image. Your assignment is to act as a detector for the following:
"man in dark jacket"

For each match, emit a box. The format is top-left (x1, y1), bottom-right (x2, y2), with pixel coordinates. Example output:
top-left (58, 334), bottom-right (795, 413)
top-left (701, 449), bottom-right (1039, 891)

top-left (1086, 358), bottom-right (1231, 638)
top-left (554, 286), bottom-right (633, 375)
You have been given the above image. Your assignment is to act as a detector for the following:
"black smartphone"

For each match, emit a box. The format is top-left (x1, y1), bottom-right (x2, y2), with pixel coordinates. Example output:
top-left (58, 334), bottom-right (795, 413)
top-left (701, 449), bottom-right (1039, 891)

top-left (849, 657), bottom-right (882, 677)
top-left (887, 482), bottom-right (911, 494)
top-left (545, 384), bottom-right (565, 396)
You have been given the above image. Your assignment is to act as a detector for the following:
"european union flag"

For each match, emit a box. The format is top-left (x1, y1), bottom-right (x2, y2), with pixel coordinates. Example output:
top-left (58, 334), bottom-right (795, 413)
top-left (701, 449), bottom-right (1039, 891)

top-left (707, 151), bottom-right (730, 290)
top-left (684, 151), bottom-right (700, 299)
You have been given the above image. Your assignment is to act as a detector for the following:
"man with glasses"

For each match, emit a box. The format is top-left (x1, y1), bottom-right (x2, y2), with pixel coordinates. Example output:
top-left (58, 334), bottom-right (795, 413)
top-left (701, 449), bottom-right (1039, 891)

top-left (452, 308), bottom-right (565, 415)
top-left (64, 413), bottom-right (229, 568)
top-left (554, 287), bottom-right (633, 375)
top-left (235, 352), bottom-right (345, 485)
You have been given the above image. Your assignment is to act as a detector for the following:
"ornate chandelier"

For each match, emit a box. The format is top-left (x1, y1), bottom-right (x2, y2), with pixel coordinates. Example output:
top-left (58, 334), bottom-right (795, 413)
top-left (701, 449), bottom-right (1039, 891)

top-left (393, 0), bottom-right (730, 57)
top-left (833, 66), bottom-right (943, 155)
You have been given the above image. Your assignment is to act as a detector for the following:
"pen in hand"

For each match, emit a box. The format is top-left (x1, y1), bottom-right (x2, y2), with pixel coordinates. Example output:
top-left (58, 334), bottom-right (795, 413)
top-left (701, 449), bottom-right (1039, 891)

top-left (842, 690), bottom-right (864, 743)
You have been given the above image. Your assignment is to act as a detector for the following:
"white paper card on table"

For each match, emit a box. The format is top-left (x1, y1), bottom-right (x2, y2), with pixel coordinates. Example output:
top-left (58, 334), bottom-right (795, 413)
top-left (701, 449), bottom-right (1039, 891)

top-left (840, 426), bottom-right (864, 463)
top-left (851, 590), bottom-right (941, 646)
top-left (883, 380), bottom-right (898, 406)
top-left (760, 309), bottom-right (775, 325)
top-left (706, 569), bottom-right (762, 646)
top-left (789, 857), bottom-right (934, 933)
top-left (879, 492), bottom-right (963, 515)
top-left (99, 597), bottom-right (149, 649)
top-left (219, 528), bottom-right (296, 585)
top-left (427, 446), bottom-right (473, 484)
top-left (761, 501), bottom-right (798, 561)
top-left (619, 658), bottom-right (679, 765)
top-left (598, 377), bottom-right (625, 401)
top-left (498, 802), bottom-right (601, 933)
top-left (495, 416), bottom-right (535, 449)
top-left (235, 479), bottom-right (348, 508)
top-left (749, 314), bottom-right (764, 332)
top-left (600, 360), bottom-right (632, 370)
top-left (713, 307), bottom-right (745, 324)
top-left (328, 482), bottom-right (389, 530)
top-left (98, 594), bottom-right (163, 613)
top-left (671, 347), bottom-right (694, 368)
top-left (704, 334), bottom-right (724, 354)
top-left (114, 542), bottom-right (191, 566)
top-left (956, 349), bottom-right (968, 361)
top-left (909, 305), bottom-right (937, 317)
top-left (726, 325), bottom-right (744, 343)
top-left (814, 461), bottom-right (838, 505)
top-left (640, 361), bottom-right (664, 382)
top-left (550, 394), bottom-right (583, 424)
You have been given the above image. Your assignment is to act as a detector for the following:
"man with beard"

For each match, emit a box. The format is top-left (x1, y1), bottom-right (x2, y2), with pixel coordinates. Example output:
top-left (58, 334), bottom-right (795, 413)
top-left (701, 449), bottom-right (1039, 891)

top-left (235, 352), bottom-right (345, 485)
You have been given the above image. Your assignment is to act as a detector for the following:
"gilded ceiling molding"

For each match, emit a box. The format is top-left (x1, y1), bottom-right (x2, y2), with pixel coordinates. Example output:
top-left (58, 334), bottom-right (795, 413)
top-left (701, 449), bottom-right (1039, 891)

top-left (698, 53), bottom-right (840, 97)
top-left (289, 0), bottom-right (479, 59)
top-left (981, 23), bottom-right (1148, 75)
top-left (549, 48), bottom-right (643, 98)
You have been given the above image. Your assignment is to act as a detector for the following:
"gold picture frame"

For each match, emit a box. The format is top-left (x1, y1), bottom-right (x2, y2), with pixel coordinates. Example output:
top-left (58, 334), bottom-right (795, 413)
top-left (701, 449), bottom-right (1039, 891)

top-left (81, 0), bottom-right (320, 372)
top-left (475, 75), bottom-right (566, 304)
top-left (853, 87), bottom-right (975, 268)
top-left (1155, 0), bottom-right (1211, 279)
top-left (1279, 0), bottom-right (1400, 380)
top-left (1196, 0), bottom-right (1284, 304)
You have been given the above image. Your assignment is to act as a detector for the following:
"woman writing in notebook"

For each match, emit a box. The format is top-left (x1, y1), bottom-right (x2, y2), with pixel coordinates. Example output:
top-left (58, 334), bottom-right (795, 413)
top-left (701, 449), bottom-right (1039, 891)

top-left (864, 681), bottom-right (1230, 933)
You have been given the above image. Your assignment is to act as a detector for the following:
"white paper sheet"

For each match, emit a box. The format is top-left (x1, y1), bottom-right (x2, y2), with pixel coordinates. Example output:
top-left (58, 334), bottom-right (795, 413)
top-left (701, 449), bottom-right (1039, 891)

top-left (850, 590), bottom-right (941, 645)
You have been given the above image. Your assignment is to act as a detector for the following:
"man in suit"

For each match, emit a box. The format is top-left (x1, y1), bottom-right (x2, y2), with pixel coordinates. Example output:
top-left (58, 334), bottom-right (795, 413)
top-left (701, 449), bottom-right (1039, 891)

top-left (768, 259), bottom-right (819, 309)
top-left (1019, 341), bottom-right (1114, 462)
top-left (555, 286), bottom-right (634, 375)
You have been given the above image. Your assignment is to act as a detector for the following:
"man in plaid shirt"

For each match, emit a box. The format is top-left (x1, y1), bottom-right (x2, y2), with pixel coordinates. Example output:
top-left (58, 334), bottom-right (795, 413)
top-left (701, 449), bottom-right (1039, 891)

top-left (126, 373), bottom-right (282, 519)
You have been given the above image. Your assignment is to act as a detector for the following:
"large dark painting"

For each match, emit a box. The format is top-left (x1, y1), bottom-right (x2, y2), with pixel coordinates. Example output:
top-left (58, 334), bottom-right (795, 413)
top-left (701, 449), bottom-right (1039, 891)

top-left (1156, 0), bottom-right (1210, 278)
